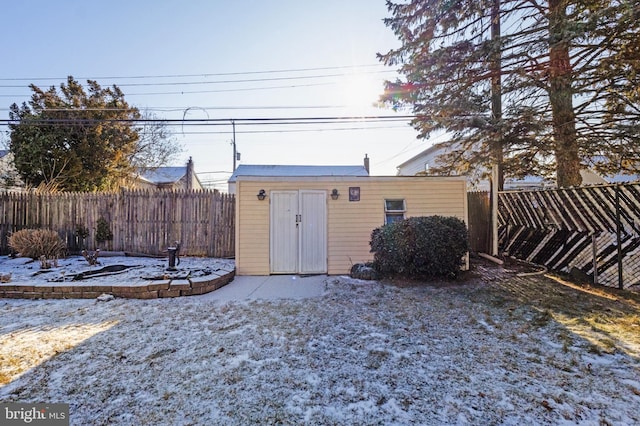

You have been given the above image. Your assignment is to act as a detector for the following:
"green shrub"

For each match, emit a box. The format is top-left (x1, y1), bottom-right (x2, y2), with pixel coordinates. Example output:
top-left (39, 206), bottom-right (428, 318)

top-left (370, 216), bottom-right (469, 279)
top-left (75, 224), bottom-right (89, 251)
top-left (8, 229), bottom-right (67, 263)
top-left (95, 217), bottom-right (113, 244)
top-left (75, 224), bottom-right (89, 240)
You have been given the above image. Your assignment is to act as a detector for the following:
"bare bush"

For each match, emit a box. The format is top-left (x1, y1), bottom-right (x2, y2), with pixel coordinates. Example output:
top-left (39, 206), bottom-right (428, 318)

top-left (8, 229), bottom-right (67, 268)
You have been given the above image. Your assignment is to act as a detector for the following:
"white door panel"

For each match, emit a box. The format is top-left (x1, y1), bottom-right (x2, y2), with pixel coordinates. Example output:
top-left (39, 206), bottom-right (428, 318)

top-left (270, 190), bottom-right (327, 274)
top-left (270, 191), bottom-right (298, 273)
top-left (299, 190), bottom-right (327, 274)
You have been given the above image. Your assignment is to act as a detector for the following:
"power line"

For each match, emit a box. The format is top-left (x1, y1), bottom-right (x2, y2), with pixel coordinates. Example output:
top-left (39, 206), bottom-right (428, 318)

top-left (0, 82), bottom-right (335, 98)
top-left (0, 63), bottom-right (388, 82)
top-left (0, 104), bottom-right (354, 113)
top-left (0, 115), bottom-right (413, 137)
top-left (143, 125), bottom-right (411, 135)
top-left (0, 70), bottom-right (394, 89)
top-left (0, 115), bottom-right (414, 126)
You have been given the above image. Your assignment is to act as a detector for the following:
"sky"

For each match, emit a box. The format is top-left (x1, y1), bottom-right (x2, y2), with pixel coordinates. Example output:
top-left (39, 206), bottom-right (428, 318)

top-left (0, 0), bottom-right (446, 191)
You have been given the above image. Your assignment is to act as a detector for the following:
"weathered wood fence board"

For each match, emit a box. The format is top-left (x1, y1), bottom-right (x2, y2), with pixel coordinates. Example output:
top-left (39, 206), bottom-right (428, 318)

top-left (467, 191), bottom-right (491, 254)
top-left (498, 183), bottom-right (640, 289)
top-left (0, 190), bottom-right (235, 258)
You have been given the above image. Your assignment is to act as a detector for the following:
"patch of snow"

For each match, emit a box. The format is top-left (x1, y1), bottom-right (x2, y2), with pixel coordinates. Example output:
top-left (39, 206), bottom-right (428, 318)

top-left (96, 294), bottom-right (115, 302)
top-left (0, 255), bottom-right (235, 286)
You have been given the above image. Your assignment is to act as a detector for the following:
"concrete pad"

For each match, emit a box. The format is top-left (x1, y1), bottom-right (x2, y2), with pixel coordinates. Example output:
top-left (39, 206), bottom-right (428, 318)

top-left (197, 274), bottom-right (327, 302)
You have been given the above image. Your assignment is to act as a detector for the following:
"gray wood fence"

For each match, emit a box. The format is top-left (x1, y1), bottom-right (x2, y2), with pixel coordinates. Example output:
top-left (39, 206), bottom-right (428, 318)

top-left (0, 189), bottom-right (235, 258)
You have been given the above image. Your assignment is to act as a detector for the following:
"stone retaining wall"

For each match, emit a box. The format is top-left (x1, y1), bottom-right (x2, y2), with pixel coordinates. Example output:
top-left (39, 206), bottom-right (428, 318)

top-left (0, 269), bottom-right (235, 299)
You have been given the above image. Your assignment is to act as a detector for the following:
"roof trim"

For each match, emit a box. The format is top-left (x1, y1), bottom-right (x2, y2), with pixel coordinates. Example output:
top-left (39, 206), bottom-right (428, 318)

top-left (229, 164), bottom-right (369, 182)
top-left (236, 175), bottom-right (466, 183)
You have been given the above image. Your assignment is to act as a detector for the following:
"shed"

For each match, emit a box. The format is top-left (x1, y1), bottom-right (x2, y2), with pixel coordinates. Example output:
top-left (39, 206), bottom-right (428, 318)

top-left (235, 173), bottom-right (468, 276)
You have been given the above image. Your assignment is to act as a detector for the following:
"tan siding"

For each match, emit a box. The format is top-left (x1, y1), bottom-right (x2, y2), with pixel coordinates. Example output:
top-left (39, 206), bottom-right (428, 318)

top-left (236, 177), bottom-right (467, 275)
top-left (235, 181), bottom-right (271, 275)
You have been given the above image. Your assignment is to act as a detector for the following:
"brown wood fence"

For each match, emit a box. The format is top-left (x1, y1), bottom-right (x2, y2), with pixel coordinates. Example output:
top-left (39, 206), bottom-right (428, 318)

top-left (498, 183), bottom-right (640, 289)
top-left (467, 191), bottom-right (491, 254)
top-left (0, 189), bottom-right (235, 258)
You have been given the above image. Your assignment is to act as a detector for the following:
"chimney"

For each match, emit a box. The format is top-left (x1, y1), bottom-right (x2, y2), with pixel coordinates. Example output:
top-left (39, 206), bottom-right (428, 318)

top-left (364, 154), bottom-right (370, 175)
top-left (186, 157), bottom-right (194, 191)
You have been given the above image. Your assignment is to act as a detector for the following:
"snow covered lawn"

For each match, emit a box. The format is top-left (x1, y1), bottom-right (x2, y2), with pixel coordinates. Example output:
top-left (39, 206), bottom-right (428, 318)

top-left (1, 264), bottom-right (639, 425)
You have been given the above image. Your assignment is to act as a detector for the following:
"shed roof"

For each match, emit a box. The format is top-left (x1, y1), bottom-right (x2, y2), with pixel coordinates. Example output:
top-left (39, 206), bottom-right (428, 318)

top-left (228, 164), bottom-right (369, 183)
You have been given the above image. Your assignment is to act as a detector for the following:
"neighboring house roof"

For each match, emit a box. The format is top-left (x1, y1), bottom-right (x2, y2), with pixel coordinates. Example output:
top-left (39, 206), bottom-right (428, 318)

top-left (610, 174), bottom-right (640, 184)
top-left (134, 158), bottom-right (204, 190)
top-left (396, 142), bottom-right (453, 171)
top-left (502, 175), bottom-right (550, 190)
top-left (585, 155), bottom-right (640, 184)
top-left (397, 141), bottom-right (639, 188)
top-left (137, 167), bottom-right (186, 185)
top-left (228, 164), bottom-right (369, 183)
top-left (397, 141), bottom-right (488, 187)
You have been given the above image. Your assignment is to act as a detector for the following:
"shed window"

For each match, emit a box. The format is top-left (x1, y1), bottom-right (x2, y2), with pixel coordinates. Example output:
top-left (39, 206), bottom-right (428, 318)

top-left (384, 199), bottom-right (406, 224)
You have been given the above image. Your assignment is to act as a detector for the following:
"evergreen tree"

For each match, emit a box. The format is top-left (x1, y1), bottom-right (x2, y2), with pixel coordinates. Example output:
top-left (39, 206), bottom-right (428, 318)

top-left (9, 77), bottom-right (140, 191)
top-left (379, 0), bottom-right (640, 187)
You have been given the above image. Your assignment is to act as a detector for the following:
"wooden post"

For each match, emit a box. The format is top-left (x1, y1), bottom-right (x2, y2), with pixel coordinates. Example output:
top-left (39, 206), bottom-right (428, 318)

top-left (592, 233), bottom-right (598, 285)
top-left (615, 186), bottom-right (623, 289)
top-left (491, 165), bottom-right (499, 256)
top-left (232, 120), bottom-right (237, 172)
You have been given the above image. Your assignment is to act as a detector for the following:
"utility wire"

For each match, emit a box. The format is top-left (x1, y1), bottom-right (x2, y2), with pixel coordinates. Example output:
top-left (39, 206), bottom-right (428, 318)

top-left (0, 70), bottom-right (393, 89)
top-left (138, 125), bottom-right (410, 135)
top-left (0, 116), bottom-right (413, 136)
top-left (0, 115), bottom-right (414, 126)
top-left (0, 82), bottom-right (335, 98)
top-left (0, 63), bottom-right (388, 82)
top-left (0, 105), bottom-right (356, 112)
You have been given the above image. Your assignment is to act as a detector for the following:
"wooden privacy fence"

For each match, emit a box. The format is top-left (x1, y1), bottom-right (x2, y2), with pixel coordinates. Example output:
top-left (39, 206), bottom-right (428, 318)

top-left (498, 183), bottom-right (640, 289)
top-left (467, 191), bottom-right (491, 254)
top-left (0, 189), bottom-right (235, 258)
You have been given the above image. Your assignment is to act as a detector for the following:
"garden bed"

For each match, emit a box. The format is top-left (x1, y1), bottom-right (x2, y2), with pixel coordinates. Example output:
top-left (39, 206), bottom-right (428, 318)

top-left (0, 255), bottom-right (235, 299)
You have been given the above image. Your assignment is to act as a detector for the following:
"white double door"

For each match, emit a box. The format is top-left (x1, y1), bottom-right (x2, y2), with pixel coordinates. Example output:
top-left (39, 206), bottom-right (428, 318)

top-left (270, 190), bottom-right (327, 274)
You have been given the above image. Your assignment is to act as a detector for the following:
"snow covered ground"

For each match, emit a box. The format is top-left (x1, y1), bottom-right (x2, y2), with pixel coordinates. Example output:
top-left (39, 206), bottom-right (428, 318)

top-left (0, 254), bottom-right (235, 285)
top-left (1, 266), bottom-right (639, 425)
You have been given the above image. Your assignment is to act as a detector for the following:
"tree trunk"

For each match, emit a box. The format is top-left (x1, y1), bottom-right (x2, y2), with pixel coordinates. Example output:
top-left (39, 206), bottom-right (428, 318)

top-left (548, 0), bottom-right (582, 187)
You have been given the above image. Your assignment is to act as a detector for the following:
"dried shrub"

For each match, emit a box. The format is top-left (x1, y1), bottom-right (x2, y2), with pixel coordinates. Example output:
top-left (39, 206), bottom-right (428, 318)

top-left (8, 229), bottom-right (67, 264)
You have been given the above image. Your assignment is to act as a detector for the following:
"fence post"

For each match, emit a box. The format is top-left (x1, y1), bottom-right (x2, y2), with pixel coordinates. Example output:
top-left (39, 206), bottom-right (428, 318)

top-left (615, 186), bottom-right (623, 290)
top-left (591, 233), bottom-right (598, 285)
top-left (491, 166), bottom-right (499, 256)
